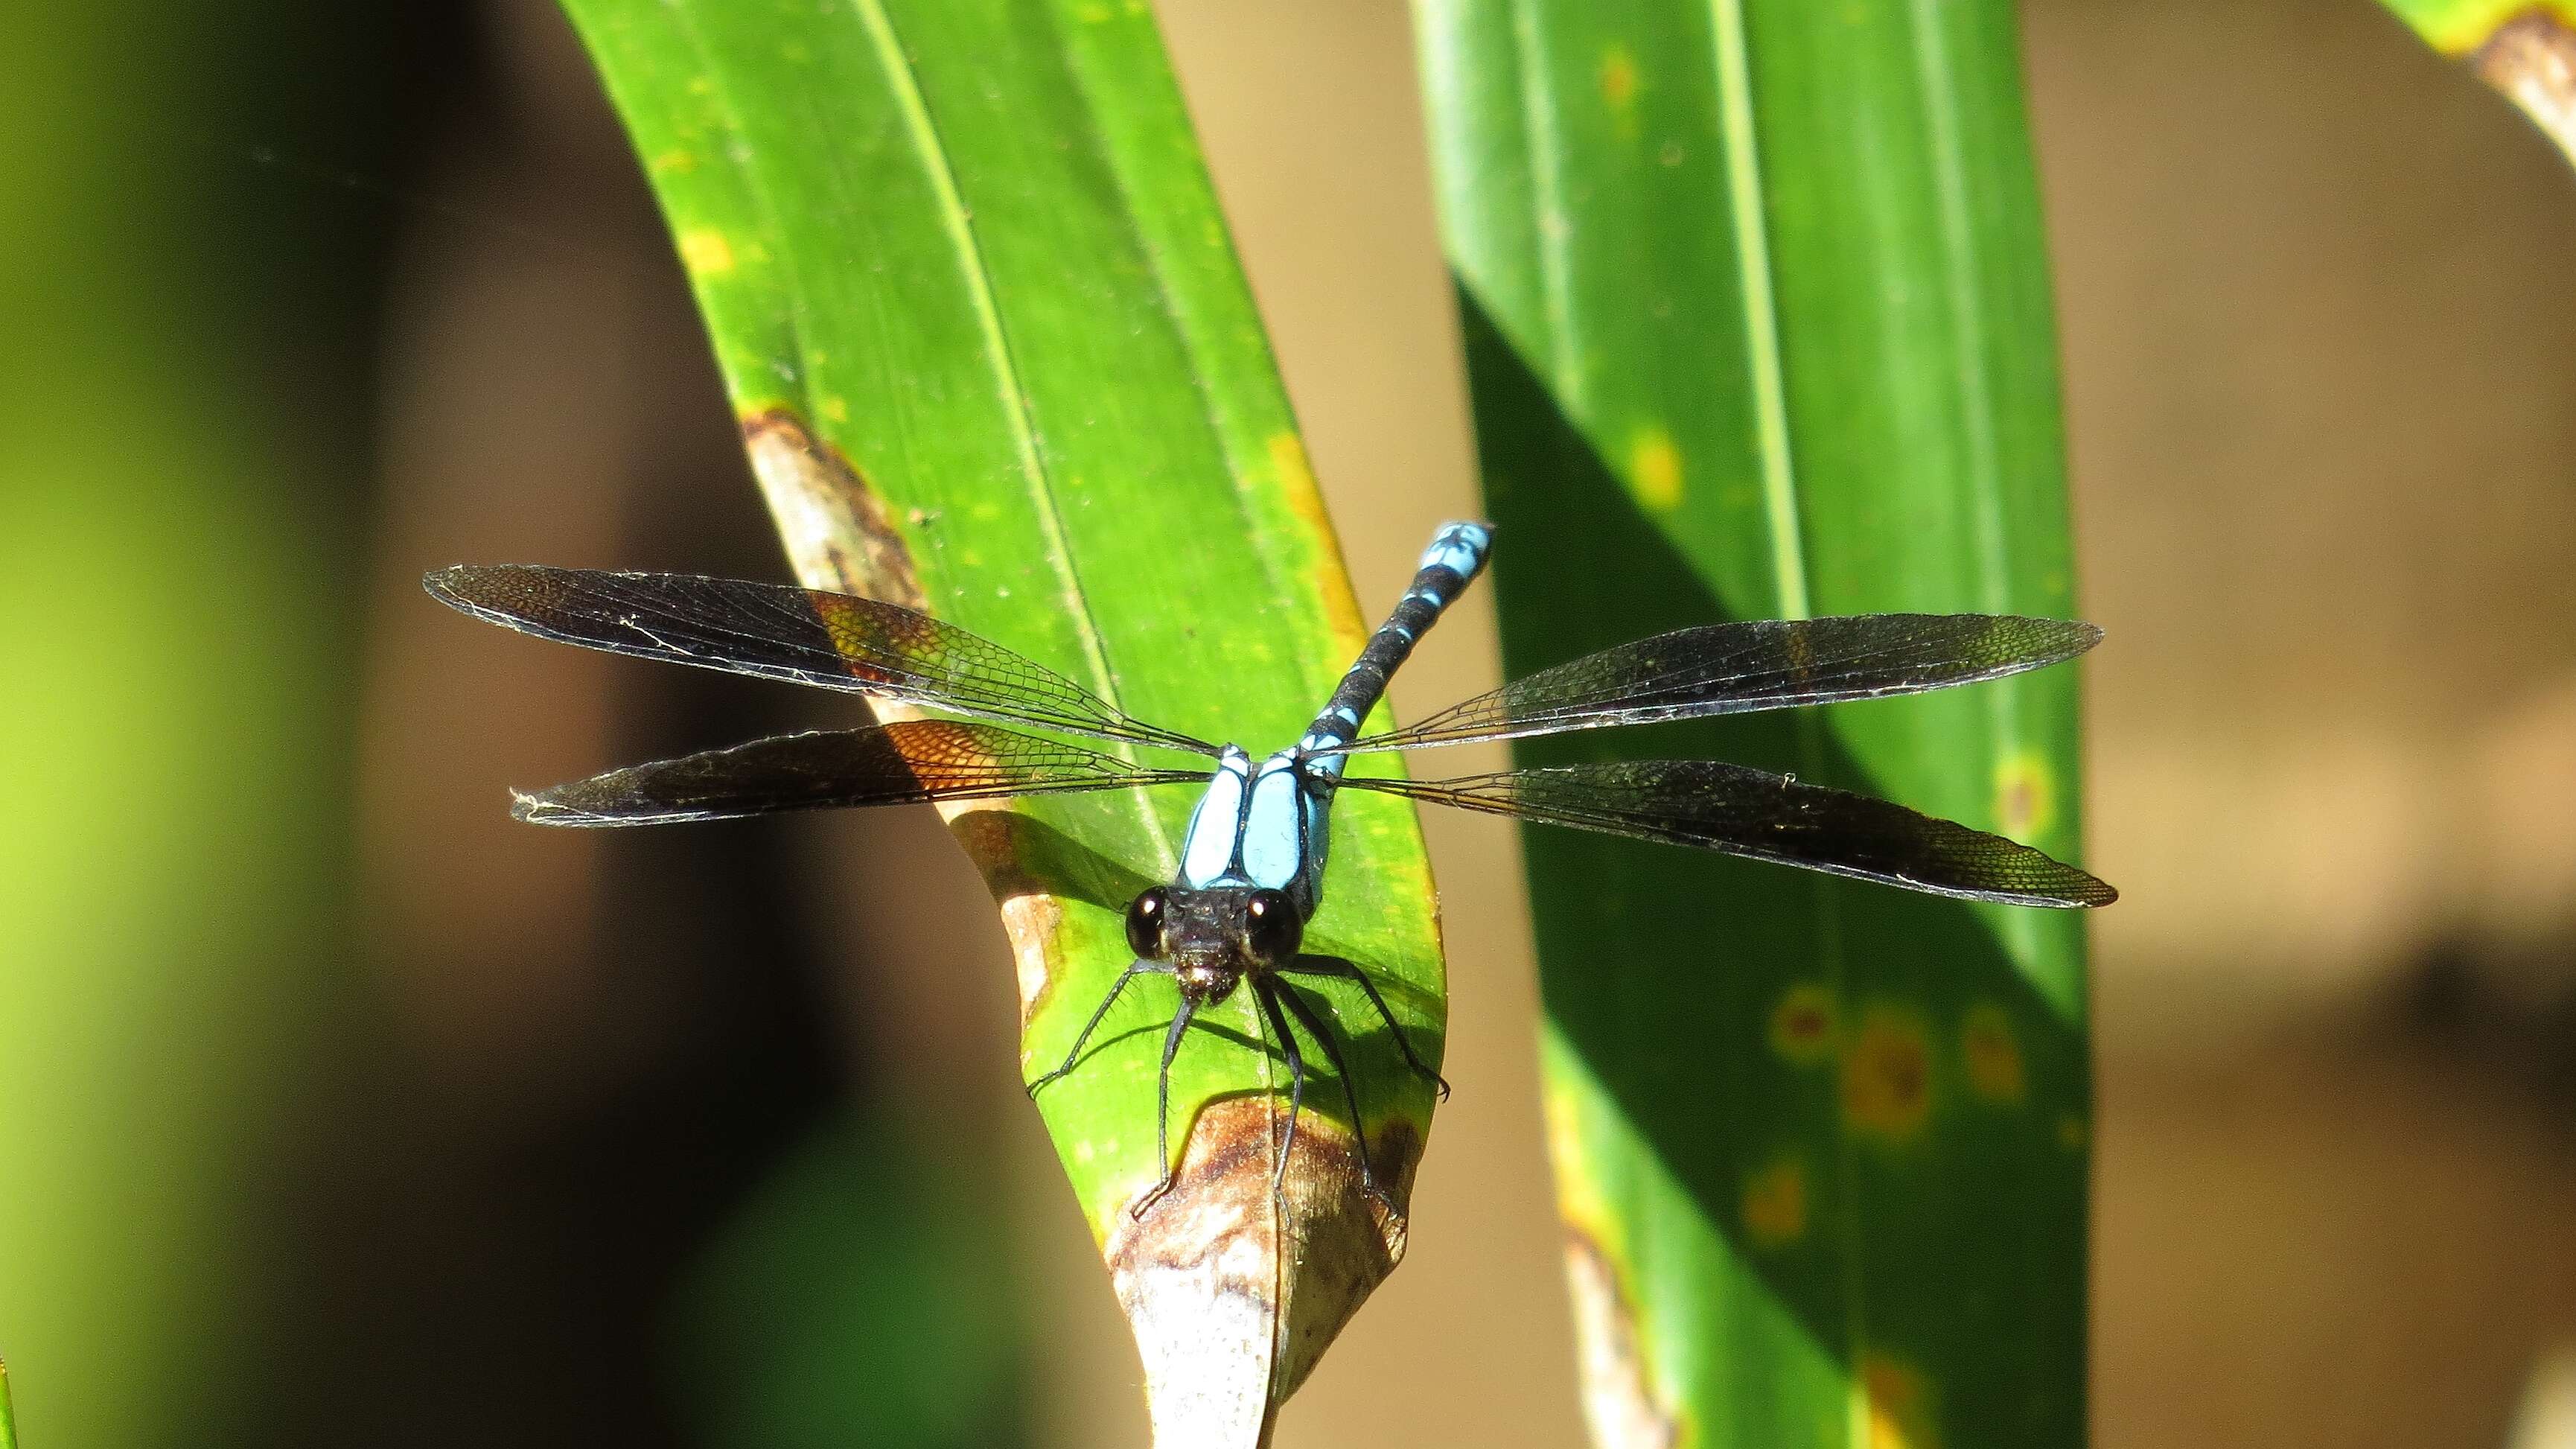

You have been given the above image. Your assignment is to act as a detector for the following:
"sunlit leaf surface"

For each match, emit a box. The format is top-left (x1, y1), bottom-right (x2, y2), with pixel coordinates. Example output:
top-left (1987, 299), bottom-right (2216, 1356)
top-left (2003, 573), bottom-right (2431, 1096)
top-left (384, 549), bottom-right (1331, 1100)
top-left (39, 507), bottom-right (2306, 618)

top-left (560, 2), bottom-right (1447, 1439)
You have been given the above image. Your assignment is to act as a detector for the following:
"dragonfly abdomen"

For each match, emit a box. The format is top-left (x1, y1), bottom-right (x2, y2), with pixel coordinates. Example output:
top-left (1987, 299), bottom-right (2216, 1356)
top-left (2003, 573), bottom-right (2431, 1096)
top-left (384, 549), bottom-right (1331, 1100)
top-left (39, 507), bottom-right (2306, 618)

top-left (1298, 520), bottom-right (1493, 775)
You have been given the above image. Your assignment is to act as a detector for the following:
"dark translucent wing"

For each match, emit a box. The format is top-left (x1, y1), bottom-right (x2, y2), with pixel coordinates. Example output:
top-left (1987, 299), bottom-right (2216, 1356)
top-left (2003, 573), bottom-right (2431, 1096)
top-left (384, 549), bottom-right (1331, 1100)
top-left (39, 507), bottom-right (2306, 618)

top-left (512, 720), bottom-right (1207, 827)
top-left (425, 565), bottom-right (1214, 754)
top-left (1340, 759), bottom-right (2114, 908)
top-left (1348, 614), bottom-right (2100, 751)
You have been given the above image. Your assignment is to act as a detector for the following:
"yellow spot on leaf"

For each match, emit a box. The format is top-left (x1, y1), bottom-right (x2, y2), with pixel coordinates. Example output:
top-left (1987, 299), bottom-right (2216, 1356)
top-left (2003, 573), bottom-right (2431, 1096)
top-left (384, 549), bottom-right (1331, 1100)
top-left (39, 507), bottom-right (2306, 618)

top-left (686, 74), bottom-right (714, 97)
top-left (1994, 750), bottom-right (2054, 839)
top-left (1599, 45), bottom-right (1640, 114)
top-left (1629, 425), bottom-right (1683, 511)
top-left (1769, 983), bottom-right (1839, 1065)
top-left (1842, 1004), bottom-right (1933, 1142)
top-left (1859, 1352), bottom-right (1939, 1449)
top-left (1074, 0), bottom-right (1112, 20)
top-left (1741, 1156), bottom-right (1808, 1247)
top-left (821, 395), bottom-right (849, 424)
top-left (649, 150), bottom-right (696, 176)
top-left (2058, 1113), bottom-right (2088, 1150)
top-left (1960, 1003), bottom-right (2026, 1105)
top-left (678, 229), bottom-right (736, 276)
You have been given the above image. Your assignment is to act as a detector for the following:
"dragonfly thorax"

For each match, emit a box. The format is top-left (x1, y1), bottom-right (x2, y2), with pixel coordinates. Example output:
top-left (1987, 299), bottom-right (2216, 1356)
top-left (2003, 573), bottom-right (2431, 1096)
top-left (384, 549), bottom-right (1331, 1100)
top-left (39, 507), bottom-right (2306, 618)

top-left (1173, 743), bottom-right (1334, 920)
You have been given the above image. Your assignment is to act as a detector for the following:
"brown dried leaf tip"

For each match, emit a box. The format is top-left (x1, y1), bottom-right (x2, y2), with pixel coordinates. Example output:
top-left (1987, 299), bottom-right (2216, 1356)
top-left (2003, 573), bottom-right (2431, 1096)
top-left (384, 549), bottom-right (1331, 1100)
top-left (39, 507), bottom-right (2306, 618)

top-left (742, 407), bottom-right (925, 610)
top-left (1109, 1095), bottom-right (1421, 1446)
top-left (1564, 1229), bottom-right (1681, 1449)
top-left (2474, 10), bottom-right (2576, 167)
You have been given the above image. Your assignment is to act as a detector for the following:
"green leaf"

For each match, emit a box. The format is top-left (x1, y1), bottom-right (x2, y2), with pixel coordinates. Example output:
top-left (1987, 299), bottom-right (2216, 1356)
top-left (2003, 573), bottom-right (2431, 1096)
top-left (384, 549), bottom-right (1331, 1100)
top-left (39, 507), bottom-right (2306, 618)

top-left (2376, 0), bottom-right (2576, 168)
top-left (556, 1), bottom-right (1445, 1437)
top-left (1415, 3), bottom-right (2090, 1445)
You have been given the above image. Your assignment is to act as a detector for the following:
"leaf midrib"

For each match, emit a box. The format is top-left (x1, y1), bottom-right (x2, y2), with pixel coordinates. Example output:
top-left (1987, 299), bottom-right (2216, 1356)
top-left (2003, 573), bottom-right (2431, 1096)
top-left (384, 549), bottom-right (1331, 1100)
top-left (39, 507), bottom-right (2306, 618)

top-left (1705, 1), bottom-right (1869, 1433)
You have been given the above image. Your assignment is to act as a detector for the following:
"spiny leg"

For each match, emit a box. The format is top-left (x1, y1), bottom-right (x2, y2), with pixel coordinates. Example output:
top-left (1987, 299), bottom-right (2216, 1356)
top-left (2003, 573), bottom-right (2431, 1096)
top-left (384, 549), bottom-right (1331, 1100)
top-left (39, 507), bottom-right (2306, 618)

top-left (1275, 978), bottom-right (1384, 1203)
top-left (1250, 980), bottom-right (1310, 1204)
top-left (1131, 994), bottom-right (1202, 1218)
top-left (1026, 958), bottom-right (1170, 1096)
top-left (1282, 953), bottom-right (1450, 1099)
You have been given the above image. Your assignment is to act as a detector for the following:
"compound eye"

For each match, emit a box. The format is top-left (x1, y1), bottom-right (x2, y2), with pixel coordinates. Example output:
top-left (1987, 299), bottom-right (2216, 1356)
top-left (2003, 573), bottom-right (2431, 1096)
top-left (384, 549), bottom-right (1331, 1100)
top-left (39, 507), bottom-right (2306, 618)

top-left (1124, 888), bottom-right (1170, 959)
top-left (1242, 889), bottom-right (1302, 961)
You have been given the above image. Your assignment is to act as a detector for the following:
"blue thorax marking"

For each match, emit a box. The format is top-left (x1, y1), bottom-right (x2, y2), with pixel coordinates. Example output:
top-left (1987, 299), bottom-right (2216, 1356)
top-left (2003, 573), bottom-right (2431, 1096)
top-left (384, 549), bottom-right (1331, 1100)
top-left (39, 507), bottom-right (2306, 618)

top-left (1178, 748), bottom-right (1251, 888)
top-left (1170, 520), bottom-right (1493, 925)
top-left (1177, 745), bottom-right (1330, 914)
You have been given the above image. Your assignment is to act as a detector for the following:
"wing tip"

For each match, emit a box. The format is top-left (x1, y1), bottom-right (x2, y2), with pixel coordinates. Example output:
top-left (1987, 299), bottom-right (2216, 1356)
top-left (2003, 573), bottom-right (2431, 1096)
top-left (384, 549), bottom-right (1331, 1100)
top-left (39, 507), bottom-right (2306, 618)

top-left (510, 786), bottom-right (610, 827)
top-left (422, 562), bottom-right (542, 614)
top-left (2043, 870), bottom-right (2117, 908)
top-left (420, 564), bottom-right (471, 604)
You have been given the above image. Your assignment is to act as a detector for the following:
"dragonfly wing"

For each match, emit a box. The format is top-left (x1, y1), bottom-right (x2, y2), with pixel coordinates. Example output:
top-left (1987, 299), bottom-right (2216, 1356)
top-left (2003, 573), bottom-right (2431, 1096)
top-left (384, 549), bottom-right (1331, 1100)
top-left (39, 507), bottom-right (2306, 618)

top-left (513, 720), bottom-right (1206, 827)
top-left (1351, 614), bottom-right (2099, 751)
top-left (1341, 759), bottom-right (2114, 908)
top-left (425, 565), bottom-right (1214, 754)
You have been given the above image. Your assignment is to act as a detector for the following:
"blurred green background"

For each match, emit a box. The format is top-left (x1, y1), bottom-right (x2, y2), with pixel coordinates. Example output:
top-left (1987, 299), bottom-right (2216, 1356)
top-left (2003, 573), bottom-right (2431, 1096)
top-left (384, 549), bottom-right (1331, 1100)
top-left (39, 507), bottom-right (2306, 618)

top-left (4, 1), bottom-right (2574, 1447)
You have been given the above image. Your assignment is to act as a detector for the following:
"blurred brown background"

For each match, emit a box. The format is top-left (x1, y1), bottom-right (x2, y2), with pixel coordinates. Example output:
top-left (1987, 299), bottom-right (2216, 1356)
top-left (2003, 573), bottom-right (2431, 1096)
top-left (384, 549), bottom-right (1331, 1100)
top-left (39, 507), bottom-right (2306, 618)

top-left (4, 1), bottom-right (2572, 1446)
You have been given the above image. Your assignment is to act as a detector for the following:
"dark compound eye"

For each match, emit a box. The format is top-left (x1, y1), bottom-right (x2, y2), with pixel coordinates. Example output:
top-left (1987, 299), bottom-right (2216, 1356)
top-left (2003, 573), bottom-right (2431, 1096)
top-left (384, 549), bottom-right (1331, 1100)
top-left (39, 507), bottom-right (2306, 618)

top-left (1124, 887), bottom-right (1170, 959)
top-left (1242, 889), bottom-right (1302, 961)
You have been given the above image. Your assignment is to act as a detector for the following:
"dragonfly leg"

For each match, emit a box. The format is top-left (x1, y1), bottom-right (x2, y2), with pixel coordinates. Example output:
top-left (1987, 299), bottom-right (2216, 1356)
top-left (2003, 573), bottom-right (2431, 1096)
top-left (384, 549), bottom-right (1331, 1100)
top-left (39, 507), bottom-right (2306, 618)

top-left (1027, 958), bottom-right (1170, 1097)
top-left (1275, 979), bottom-right (1385, 1204)
top-left (1282, 954), bottom-right (1450, 1100)
top-left (1251, 980), bottom-right (1309, 1206)
top-left (1132, 993), bottom-right (1203, 1219)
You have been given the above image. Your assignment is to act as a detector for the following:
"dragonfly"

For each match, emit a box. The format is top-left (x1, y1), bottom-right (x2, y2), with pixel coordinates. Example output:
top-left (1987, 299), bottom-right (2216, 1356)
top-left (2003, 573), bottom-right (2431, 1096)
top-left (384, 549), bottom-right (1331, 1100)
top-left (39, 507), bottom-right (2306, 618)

top-left (424, 521), bottom-right (2114, 1216)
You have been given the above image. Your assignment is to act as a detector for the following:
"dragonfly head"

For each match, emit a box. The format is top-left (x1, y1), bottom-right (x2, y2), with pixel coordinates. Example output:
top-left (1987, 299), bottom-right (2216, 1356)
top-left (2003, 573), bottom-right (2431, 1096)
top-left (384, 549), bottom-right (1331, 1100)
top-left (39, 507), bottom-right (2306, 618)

top-left (1124, 884), bottom-right (1303, 999)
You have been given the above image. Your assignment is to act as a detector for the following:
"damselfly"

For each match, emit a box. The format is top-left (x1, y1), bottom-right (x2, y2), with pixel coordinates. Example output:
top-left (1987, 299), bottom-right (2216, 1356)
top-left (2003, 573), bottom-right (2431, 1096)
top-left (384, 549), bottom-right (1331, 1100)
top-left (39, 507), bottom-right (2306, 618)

top-left (425, 522), bottom-right (2113, 1214)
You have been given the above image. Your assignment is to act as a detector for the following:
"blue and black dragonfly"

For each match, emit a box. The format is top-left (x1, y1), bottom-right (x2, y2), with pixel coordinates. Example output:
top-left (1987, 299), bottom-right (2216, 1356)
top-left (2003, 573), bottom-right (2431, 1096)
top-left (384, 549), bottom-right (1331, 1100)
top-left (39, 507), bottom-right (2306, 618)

top-left (425, 521), bottom-right (2113, 1213)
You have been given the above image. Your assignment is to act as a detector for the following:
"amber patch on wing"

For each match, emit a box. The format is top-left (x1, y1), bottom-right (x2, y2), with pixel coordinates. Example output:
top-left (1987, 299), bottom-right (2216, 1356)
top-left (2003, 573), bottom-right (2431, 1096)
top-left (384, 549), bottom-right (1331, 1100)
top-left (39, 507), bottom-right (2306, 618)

top-left (1841, 1004), bottom-right (1933, 1141)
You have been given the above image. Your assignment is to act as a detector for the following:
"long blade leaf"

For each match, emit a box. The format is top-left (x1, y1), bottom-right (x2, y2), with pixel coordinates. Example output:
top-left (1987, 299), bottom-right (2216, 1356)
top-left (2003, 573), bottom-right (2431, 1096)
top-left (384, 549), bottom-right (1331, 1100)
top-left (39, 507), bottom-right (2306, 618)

top-left (558, 3), bottom-right (1448, 1439)
top-left (1415, 1), bottom-right (2093, 1443)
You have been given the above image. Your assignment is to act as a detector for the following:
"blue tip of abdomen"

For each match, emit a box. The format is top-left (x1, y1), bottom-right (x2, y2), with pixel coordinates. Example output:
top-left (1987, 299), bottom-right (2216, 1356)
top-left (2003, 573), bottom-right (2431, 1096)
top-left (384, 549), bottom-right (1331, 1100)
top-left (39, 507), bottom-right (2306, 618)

top-left (1418, 520), bottom-right (1494, 579)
